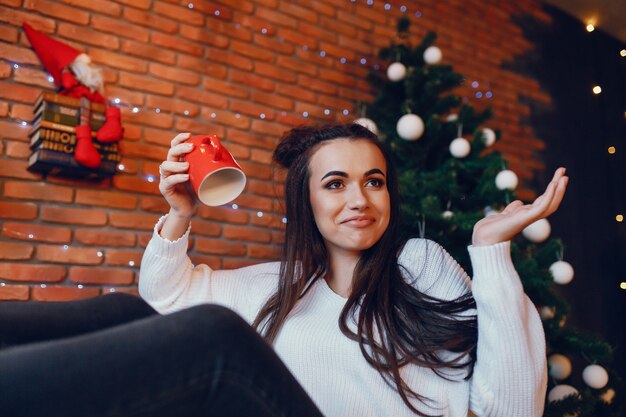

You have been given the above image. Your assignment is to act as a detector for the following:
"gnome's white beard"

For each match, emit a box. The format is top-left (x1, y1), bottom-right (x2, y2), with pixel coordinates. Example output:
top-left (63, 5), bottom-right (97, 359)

top-left (70, 53), bottom-right (103, 93)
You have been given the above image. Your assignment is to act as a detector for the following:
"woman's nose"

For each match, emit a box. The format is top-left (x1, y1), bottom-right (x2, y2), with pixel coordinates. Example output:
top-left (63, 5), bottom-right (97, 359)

top-left (346, 185), bottom-right (368, 210)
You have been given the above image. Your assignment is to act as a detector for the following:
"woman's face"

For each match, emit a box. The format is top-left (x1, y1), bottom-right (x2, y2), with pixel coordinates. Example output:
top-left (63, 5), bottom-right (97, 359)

top-left (308, 138), bottom-right (390, 257)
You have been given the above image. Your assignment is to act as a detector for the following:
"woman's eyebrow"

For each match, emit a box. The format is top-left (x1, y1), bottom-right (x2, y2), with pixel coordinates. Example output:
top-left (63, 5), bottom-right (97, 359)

top-left (321, 170), bottom-right (347, 181)
top-left (364, 168), bottom-right (385, 177)
top-left (320, 168), bottom-right (385, 182)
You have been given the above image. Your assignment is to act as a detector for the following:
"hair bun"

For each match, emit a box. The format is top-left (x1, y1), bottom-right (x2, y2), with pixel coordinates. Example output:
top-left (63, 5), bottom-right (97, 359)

top-left (273, 126), bottom-right (318, 169)
top-left (273, 123), bottom-right (378, 169)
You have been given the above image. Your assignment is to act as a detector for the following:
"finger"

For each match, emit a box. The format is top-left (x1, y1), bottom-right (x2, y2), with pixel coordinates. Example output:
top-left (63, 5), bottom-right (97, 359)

top-left (501, 200), bottom-right (524, 214)
top-left (532, 173), bottom-right (561, 213)
top-left (170, 132), bottom-right (191, 147)
top-left (545, 176), bottom-right (568, 215)
top-left (166, 142), bottom-right (194, 162)
top-left (160, 173), bottom-right (190, 189)
top-left (552, 167), bottom-right (566, 181)
top-left (160, 161), bottom-right (189, 176)
top-left (529, 168), bottom-right (567, 218)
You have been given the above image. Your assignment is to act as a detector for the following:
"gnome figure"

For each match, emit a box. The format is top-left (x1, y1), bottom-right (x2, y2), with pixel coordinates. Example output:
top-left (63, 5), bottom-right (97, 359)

top-left (23, 23), bottom-right (123, 169)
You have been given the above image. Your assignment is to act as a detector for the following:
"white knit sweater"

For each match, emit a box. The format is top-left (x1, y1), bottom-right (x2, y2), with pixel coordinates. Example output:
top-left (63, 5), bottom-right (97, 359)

top-left (139, 215), bottom-right (547, 417)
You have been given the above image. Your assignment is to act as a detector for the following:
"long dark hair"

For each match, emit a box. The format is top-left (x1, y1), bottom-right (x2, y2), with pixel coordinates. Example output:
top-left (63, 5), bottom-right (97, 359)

top-left (252, 123), bottom-right (478, 416)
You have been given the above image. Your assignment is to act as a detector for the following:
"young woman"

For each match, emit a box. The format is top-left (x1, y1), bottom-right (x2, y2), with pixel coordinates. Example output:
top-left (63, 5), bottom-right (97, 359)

top-left (139, 123), bottom-right (569, 417)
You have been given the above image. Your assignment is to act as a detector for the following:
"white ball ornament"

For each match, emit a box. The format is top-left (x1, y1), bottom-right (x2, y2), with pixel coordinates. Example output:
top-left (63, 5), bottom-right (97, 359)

top-left (354, 117), bottom-right (378, 135)
top-left (449, 137), bottom-right (470, 158)
top-left (522, 218), bottom-right (551, 243)
top-left (423, 46), bottom-right (442, 64)
top-left (600, 388), bottom-right (615, 404)
top-left (540, 306), bottom-right (556, 320)
top-left (387, 62), bottom-right (407, 81)
top-left (396, 114), bottom-right (424, 141)
top-left (582, 364), bottom-right (609, 389)
top-left (550, 261), bottom-right (575, 285)
top-left (548, 354), bottom-right (572, 380)
top-left (548, 384), bottom-right (579, 403)
top-left (482, 128), bottom-right (496, 146)
top-left (495, 170), bottom-right (519, 190)
top-left (483, 206), bottom-right (499, 217)
top-left (442, 210), bottom-right (454, 219)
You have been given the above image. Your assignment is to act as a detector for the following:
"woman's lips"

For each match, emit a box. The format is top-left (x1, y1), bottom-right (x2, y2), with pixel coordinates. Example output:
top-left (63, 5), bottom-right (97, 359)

top-left (341, 215), bottom-right (375, 227)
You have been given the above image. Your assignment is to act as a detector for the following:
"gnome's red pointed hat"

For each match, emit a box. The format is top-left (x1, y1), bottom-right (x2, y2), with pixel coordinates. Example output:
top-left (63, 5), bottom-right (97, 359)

top-left (22, 23), bottom-right (81, 86)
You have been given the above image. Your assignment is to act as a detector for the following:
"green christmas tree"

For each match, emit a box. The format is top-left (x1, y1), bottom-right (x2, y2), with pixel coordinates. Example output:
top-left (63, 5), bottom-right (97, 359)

top-left (359, 17), bottom-right (623, 417)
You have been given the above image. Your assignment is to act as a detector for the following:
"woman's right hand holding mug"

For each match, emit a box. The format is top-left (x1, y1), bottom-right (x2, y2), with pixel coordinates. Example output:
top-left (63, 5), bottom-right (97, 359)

top-left (159, 133), bottom-right (198, 219)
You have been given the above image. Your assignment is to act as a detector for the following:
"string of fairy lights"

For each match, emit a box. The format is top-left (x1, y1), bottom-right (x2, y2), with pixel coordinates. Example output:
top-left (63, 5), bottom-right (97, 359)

top-left (585, 24), bottom-right (626, 293)
top-left (2, 1), bottom-right (625, 297)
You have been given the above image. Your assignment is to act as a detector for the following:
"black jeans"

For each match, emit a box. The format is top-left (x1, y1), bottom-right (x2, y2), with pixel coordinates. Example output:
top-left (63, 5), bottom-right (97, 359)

top-left (0, 293), bottom-right (324, 417)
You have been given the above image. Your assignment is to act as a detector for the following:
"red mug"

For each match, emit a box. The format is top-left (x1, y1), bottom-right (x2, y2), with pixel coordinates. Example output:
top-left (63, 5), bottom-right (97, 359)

top-left (183, 135), bottom-right (246, 206)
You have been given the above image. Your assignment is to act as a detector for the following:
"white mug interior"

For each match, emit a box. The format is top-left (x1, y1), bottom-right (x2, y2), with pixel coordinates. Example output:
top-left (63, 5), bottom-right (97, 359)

top-left (197, 167), bottom-right (246, 206)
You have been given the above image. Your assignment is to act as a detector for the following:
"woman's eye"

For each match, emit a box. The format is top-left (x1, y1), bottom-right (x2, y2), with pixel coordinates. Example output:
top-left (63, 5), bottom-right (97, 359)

top-left (326, 180), bottom-right (343, 189)
top-left (366, 178), bottom-right (384, 188)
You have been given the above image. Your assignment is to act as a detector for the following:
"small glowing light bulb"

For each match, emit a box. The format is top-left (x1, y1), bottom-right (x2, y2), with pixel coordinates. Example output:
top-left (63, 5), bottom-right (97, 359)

top-left (592, 85), bottom-right (602, 94)
top-left (608, 146), bottom-right (616, 154)
top-left (620, 282), bottom-right (626, 290)
top-left (616, 214), bottom-right (624, 222)
top-left (586, 24), bottom-right (595, 32)
top-left (620, 49), bottom-right (626, 57)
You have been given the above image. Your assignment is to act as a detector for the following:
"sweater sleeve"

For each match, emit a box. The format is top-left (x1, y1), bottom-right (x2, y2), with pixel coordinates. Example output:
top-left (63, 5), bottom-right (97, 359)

top-left (399, 239), bottom-right (547, 416)
top-left (467, 241), bottom-right (547, 417)
top-left (138, 214), bottom-right (215, 314)
top-left (138, 214), bottom-right (280, 319)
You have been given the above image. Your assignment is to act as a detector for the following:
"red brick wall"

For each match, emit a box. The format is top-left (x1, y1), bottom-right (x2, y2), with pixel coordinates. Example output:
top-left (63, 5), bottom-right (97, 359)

top-left (0, 0), bottom-right (552, 301)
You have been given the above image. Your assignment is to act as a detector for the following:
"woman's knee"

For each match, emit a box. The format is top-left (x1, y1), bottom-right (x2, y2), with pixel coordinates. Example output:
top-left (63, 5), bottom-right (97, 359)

top-left (166, 304), bottom-right (256, 344)
top-left (97, 292), bottom-right (154, 311)
top-left (176, 304), bottom-right (246, 328)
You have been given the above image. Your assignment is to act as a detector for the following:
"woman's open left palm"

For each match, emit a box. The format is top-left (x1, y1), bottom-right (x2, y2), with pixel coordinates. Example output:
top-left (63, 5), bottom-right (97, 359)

top-left (472, 167), bottom-right (569, 246)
